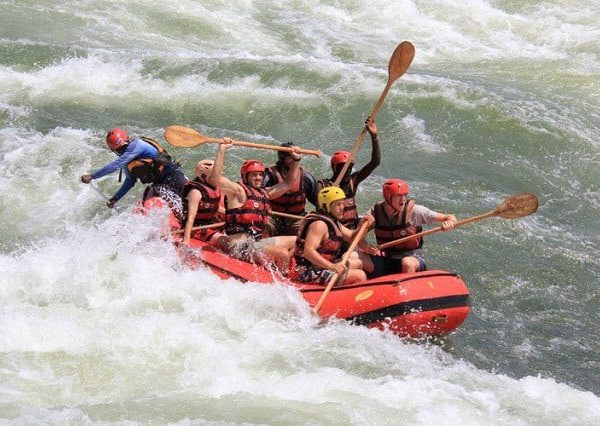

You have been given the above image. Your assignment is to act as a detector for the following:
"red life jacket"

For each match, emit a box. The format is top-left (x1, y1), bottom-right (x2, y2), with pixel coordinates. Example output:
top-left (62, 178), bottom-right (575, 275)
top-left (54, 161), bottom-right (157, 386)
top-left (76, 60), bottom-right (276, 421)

top-left (225, 182), bottom-right (271, 238)
top-left (183, 179), bottom-right (222, 225)
top-left (267, 165), bottom-right (307, 215)
top-left (372, 200), bottom-right (423, 253)
top-left (317, 177), bottom-right (358, 229)
top-left (293, 212), bottom-right (344, 267)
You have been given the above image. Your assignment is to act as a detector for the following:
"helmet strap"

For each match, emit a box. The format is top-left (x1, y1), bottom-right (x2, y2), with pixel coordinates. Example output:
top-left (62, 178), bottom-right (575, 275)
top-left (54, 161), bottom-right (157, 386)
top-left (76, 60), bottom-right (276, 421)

top-left (115, 144), bottom-right (128, 156)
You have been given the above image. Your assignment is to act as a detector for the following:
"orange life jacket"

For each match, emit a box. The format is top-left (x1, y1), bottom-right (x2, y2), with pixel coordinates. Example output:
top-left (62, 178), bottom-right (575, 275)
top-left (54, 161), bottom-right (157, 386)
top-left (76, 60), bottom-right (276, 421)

top-left (293, 212), bottom-right (344, 267)
top-left (225, 182), bottom-right (270, 238)
top-left (372, 200), bottom-right (423, 252)
top-left (127, 137), bottom-right (175, 184)
top-left (267, 165), bottom-right (307, 215)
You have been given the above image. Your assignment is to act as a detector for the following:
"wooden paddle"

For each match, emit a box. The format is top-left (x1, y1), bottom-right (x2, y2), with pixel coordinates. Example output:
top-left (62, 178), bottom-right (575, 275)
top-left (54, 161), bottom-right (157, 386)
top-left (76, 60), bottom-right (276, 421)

top-left (172, 222), bottom-right (225, 235)
top-left (312, 220), bottom-right (371, 314)
top-left (165, 125), bottom-right (322, 157)
top-left (377, 193), bottom-right (539, 251)
top-left (269, 211), bottom-right (303, 220)
top-left (172, 211), bottom-right (302, 235)
top-left (333, 41), bottom-right (416, 186)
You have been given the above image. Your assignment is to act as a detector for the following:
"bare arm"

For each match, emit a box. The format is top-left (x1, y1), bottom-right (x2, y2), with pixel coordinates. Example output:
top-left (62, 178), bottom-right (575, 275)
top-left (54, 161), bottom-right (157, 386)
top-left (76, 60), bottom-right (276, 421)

top-left (208, 140), bottom-right (245, 204)
top-left (266, 150), bottom-right (300, 199)
top-left (303, 221), bottom-right (333, 270)
top-left (284, 151), bottom-right (301, 188)
top-left (303, 221), bottom-right (347, 275)
top-left (338, 222), bottom-right (355, 242)
top-left (339, 214), bottom-right (374, 242)
top-left (266, 180), bottom-right (290, 199)
top-left (432, 212), bottom-right (457, 231)
top-left (183, 189), bottom-right (201, 245)
top-left (355, 116), bottom-right (381, 184)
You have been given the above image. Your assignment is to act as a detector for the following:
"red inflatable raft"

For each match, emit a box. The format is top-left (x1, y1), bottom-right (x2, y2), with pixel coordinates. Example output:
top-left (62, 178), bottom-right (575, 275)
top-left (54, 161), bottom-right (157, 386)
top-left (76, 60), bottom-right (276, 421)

top-left (145, 198), bottom-right (470, 338)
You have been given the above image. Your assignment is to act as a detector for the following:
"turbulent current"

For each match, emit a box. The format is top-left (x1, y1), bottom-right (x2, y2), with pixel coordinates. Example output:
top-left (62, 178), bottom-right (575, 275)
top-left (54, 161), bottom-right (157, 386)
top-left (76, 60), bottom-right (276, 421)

top-left (1, 1), bottom-right (599, 424)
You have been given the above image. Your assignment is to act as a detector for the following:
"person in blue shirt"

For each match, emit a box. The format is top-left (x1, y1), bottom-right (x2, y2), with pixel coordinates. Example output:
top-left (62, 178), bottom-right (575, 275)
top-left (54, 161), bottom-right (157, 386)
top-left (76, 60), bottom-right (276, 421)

top-left (80, 128), bottom-right (187, 221)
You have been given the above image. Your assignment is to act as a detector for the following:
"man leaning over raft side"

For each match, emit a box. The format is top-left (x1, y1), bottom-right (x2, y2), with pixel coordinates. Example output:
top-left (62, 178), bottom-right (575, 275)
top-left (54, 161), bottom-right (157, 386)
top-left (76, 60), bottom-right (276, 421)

top-left (207, 138), bottom-right (301, 271)
top-left (80, 128), bottom-right (187, 222)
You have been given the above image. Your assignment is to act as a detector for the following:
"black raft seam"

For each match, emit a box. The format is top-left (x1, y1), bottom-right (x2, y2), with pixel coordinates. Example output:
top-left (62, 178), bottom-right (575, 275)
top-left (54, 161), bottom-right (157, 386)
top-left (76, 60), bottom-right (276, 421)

top-left (347, 294), bottom-right (470, 326)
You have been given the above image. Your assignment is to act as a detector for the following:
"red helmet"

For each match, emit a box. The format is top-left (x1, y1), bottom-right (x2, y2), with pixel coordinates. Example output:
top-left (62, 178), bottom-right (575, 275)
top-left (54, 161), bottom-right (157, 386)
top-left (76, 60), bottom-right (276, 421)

top-left (383, 178), bottom-right (410, 204)
top-left (330, 150), bottom-right (353, 171)
top-left (106, 128), bottom-right (129, 151)
top-left (240, 159), bottom-right (265, 183)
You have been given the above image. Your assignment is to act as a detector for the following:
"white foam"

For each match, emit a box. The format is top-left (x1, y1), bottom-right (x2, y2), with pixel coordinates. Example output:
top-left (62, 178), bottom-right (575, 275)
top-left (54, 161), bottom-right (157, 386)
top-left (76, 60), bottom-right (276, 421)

top-left (1, 1), bottom-right (599, 422)
top-left (1, 206), bottom-right (599, 423)
top-left (401, 114), bottom-right (447, 152)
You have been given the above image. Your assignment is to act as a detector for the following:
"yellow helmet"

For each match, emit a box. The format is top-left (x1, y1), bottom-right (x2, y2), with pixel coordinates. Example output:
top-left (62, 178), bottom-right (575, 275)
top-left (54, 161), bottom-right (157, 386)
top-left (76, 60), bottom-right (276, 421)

top-left (318, 186), bottom-right (346, 213)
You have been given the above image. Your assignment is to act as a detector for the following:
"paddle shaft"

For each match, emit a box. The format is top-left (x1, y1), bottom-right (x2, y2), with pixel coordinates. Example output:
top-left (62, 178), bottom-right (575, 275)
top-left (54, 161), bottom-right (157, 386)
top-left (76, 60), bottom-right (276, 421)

top-left (204, 136), bottom-right (321, 157)
top-left (312, 221), bottom-right (371, 314)
top-left (377, 210), bottom-right (498, 251)
top-left (89, 182), bottom-right (110, 201)
top-left (269, 210), bottom-right (304, 220)
top-left (172, 222), bottom-right (225, 235)
top-left (172, 212), bottom-right (301, 236)
top-left (333, 90), bottom-right (390, 187)
top-left (333, 42), bottom-right (414, 187)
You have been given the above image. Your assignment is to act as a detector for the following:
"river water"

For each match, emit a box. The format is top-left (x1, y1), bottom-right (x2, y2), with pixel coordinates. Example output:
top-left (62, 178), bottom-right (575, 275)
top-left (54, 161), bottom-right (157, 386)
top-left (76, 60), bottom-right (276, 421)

top-left (1, 1), bottom-right (599, 424)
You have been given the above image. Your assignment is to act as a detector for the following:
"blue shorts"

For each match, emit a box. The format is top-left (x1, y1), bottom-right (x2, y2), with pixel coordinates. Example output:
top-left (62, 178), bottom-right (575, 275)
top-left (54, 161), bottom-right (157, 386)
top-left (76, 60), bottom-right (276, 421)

top-left (368, 252), bottom-right (426, 278)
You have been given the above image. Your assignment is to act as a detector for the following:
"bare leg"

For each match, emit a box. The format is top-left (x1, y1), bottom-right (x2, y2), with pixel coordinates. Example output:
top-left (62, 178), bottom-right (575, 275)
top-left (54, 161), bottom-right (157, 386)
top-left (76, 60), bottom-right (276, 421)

top-left (350, 252), bottom-right (375, 274)
top-left (261, 244), bottom-right (291, 272)
top-left (401, 256), bottom-right (420, 273)
top-left (211, 234), bottom-right (233, 252)
top-left (338, 268), bottom-right (367, 285)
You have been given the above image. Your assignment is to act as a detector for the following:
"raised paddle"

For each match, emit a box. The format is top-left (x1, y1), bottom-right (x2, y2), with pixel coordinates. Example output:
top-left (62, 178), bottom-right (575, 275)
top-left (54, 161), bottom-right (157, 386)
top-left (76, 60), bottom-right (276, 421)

top-left (377, 193), bottom-right (539, 251)
top-left (165, 125), bottom-right (322, 157)
top-left (333, 41), bottom-right (416, 187)
top-left (312, 220), bottom-right (371, 314)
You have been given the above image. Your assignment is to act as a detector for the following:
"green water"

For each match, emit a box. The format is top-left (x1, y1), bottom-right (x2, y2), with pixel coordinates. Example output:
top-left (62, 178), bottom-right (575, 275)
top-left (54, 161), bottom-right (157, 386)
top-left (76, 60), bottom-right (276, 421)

top-left (1, 0), bottom-right (599, 423)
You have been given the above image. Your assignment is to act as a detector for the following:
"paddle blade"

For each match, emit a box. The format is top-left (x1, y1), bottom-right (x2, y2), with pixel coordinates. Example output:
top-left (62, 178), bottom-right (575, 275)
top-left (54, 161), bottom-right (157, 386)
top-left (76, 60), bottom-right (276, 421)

top-left (164, 125), bottom-right (210, 148)
top-left (388, 41), bottom-right (416, 83)
top-left (495, 193), bottom-right (539, 219)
